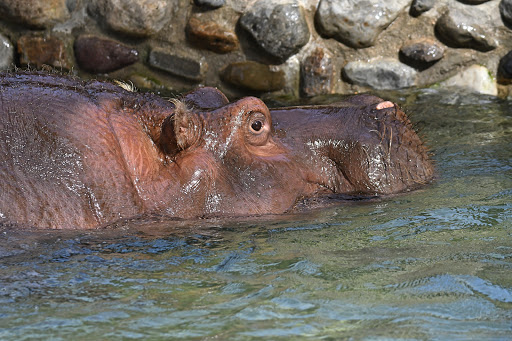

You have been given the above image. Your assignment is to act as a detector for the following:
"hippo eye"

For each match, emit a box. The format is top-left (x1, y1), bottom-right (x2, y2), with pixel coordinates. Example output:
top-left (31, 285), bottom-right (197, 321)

top-left (251, 120), bottom-right (263, 132)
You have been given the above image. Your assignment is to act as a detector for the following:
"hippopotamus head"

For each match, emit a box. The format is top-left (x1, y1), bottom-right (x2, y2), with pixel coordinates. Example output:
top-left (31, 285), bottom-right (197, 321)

top-left (155, 88), bottom-right (433, 218)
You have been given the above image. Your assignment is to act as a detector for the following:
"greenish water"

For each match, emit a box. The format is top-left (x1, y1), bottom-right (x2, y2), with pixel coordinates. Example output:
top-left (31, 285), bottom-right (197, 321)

top-left (1, 89), bottom-right (511, 340)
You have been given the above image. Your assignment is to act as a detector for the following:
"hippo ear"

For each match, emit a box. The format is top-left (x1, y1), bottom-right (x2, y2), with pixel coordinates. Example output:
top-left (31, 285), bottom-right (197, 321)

top-left (160, 100), bottom-right (203, 157)
top-left (183, 87), bottom-right (229, 110)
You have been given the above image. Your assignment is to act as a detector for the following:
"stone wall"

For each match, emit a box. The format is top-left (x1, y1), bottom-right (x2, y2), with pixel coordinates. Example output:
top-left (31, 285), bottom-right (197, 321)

top-left (1, 0), bottom-right (512, 98)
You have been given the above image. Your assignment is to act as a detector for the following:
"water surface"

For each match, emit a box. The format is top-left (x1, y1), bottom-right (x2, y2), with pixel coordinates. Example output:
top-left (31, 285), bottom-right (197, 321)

top-left (1, 89), bottom-right (511, 340)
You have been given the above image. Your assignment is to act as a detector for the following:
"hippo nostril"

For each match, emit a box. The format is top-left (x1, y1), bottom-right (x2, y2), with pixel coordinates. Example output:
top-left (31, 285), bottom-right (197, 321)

top-left (251, 120), bottom-right (263, 132)
top-left (376, 101), bottom-right (394, 110)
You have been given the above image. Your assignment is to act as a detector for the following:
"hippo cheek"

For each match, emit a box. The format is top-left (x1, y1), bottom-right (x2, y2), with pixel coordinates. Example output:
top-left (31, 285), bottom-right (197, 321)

top-left (212, 155), bottom-right (311, 215)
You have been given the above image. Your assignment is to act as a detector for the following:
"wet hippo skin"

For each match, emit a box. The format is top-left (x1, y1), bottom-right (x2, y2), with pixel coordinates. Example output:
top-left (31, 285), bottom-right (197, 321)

top-left (0, 72), bottom-right (434, 229)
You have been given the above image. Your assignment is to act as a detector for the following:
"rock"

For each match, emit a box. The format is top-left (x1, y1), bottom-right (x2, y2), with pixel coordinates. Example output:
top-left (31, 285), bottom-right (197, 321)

top-left (17, 35), bottom-right (71, 69)
top-left (300, 48), bottom-right (335, 97)
top-left (343, 58), bottom-right (417, 89)
top-left (239, 2), bottom-right (310, 62)
top-left (440, 64), bottom-right (497, 96)
top-left (148, 49), bottom-right (206, 81)
top-left (410, 0), bottom-right (435, 17)
top-left (457, 0), bottom-right (491, 4)
top-left (193, 0), bottom-right (225, 9)
top-left (435, 7), bottom-right (498, 52)
top-left (74, 36), bottom-right (139, 74)
top-left (89, 0), bottom-right (171, 37)
top-left (221, 61), bottom-right (285, 92)
top-left (498, 50), bottom-right (512, 84)
top-left (316, 0), bottom-right (411, 48)
top-left (186, 16), bottom-right (239, 54)
top-left (0, 0), bottom-right (70, 28)
top-left (500, 0), bottom-right (512, 26)
top-left (0, 34), bottom-right (14, 70)
top-left (400, 38), bottom-right (444, 68)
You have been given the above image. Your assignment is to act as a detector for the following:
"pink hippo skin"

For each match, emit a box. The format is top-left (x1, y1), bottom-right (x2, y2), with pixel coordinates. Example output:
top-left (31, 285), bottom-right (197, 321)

top-left (0, 72), bottom-right (434, 229)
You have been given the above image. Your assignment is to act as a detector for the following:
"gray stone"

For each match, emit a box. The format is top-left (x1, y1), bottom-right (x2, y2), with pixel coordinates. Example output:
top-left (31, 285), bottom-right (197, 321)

top-left (343, 58), bottom-right (417, 89)
top-left (440, 64), bottom-right (497, 96)
top-left (148, 49), bottom-right (205, 81)
top-left (435, 7), bottom-right (498, 51)
top-left (89, 0), bottom-right (172, 37)
top-left (498, 49), bottom-right (512, 83)
top-left (500, 0), bottom-right (512, 26)
top-left (400, 38), bottom-right (444, 67)
top-left (300, 47), bottom-right (335, 97)
top-left (316, 0), bottom-right (412, 48)
top-left (0, 34), bottom-right (14, 70)
top-left (410, 0), bottom-right (435, 17)
top-left (194, 0), bottom-right (225, 9)
top-left (239, 2), bottom-right (310, 62)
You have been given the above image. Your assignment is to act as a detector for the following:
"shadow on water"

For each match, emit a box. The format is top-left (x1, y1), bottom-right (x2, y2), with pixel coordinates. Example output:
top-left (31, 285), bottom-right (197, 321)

top-left (1, 88), bottom-right (512, 340)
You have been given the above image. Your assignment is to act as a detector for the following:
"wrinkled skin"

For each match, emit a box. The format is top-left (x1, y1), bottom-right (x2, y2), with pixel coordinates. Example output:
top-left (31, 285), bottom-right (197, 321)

top-left (0, 72), bottom-right (433, 229)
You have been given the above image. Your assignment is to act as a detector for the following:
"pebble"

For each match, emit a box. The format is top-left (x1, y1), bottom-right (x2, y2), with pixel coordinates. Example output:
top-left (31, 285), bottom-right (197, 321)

top-left (300, 48), bottom-right (334, 97)
top-left (500, 0), bottom-right (512, 26)
top-left (440, 64), bottom-right (497, 96)
top-left (0, 0), bottom-right (69, 28)
top-left (193, 0), bottom-right (225, 9)
top-left (316, 0), bottom-right (411, 48)
top-left (186, 16), bottom-right (239, 54)
top-left (343, 58), bottom-right (417, 90)
top-left (0, 34), bottom-right (14, 70)
top-left (221, 61), bottom-right (285, 92)
top-left (498, 49), bottom-right (512, 84)
top-left (74, 36), bottom-right (139, 74)
top-left (89, 0), bottom-right (171, 37)
top-left (239, 1), bottom-right (309, 62)
top-left (435, 7), bottom-right (497, 51)
top-left (410, 0), bottom-right (435, 17)
top-left (400, 38), bottom-right (444, 68)
top-left (17, 35), bottom-right (71, 69)
top-left (148, 49), bottom-right (205, 81)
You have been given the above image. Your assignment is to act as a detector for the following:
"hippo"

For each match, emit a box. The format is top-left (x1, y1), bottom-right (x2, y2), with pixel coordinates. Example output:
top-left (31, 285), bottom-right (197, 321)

top-left (0, 72), bottom-right (433, 229)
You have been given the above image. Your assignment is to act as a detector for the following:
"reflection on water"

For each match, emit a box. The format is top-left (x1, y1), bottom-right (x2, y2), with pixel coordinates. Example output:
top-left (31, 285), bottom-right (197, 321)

top-left (1, 89), bottom-right (511, 340)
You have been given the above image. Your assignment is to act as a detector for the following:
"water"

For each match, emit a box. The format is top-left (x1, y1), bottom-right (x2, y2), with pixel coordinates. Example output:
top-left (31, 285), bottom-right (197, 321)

top-left (1, 89), bottom-right (511, 340)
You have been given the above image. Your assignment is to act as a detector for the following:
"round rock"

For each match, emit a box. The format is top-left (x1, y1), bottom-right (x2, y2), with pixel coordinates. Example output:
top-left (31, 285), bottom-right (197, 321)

top-left (0, 34), bottom-right (14, 70)
top-left (440, 64), bottom-right (497, 96)
top-left (74, 36), bottom-right (139, 74)
top-left (0, 0), bottom-right (70, 29)
top-left (343, 58), bottom-right (417, 90)
top-left (500, 0), bottom-right (512, 26)
top-left (193, 0), bottom-right (225, 9)
top-left (316, 0), bottom-right (411, 48)
top-left (457, 0), bottom-right (491, 4)
top-left (410, 0), bottom-right (435, 17)
top-left (89, 0), bottom-right (171, 37)
top-left (435, 7), bottom-right (498, 51)
top-left (239, 2), bottom-right (310, 62)
top-left (400, 38), bottom-right (445, 68)
top-left (187, 17), bottom-right (239, 54)
top-left (498, 49), bottom-right (512, 84)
